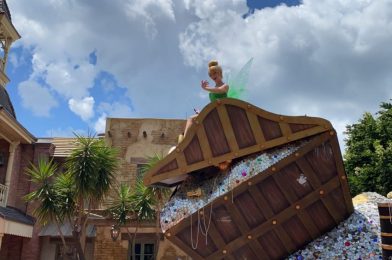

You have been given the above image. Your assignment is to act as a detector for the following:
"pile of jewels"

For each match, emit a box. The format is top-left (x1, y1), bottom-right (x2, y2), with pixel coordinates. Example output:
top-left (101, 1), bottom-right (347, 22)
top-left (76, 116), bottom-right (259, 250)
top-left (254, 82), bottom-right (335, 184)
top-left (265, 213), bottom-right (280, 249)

top-left (288, 192), bottom-right (390, 260)
top-left (160, 140), bottom-right (307, 232)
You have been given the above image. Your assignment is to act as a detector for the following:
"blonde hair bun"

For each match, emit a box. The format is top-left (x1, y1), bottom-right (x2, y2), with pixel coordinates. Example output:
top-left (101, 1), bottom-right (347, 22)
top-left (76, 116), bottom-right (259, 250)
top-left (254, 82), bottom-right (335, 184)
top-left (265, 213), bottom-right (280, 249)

top-left (208, 60), bottom-right (219, 68)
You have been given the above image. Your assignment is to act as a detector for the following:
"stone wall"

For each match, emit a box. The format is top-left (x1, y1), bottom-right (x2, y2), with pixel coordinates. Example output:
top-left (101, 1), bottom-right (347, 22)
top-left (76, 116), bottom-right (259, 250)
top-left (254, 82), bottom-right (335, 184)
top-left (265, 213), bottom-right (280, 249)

top-left (98, 118), bottom-right (189, 259)
top-left (104, 118), bottom-right (186, 200)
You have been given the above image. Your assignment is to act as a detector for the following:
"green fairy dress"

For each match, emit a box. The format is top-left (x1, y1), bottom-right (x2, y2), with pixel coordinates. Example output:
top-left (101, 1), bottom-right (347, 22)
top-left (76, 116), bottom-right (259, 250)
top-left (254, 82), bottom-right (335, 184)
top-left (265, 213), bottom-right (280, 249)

top-left (209, 92), bottom-right (227, 102)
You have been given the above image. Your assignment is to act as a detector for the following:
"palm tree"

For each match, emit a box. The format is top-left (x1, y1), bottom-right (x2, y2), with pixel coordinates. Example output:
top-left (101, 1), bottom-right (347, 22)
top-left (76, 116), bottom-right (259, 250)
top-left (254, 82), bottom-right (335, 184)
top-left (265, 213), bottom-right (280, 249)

top-left (24, 159), bottom-right (73, 258)
top-left (26, 133), bottom-right (118, 260)
top-left (110, 153), bottom-right (171, 259)
top-left (65, 133), bottom-right (118, 259)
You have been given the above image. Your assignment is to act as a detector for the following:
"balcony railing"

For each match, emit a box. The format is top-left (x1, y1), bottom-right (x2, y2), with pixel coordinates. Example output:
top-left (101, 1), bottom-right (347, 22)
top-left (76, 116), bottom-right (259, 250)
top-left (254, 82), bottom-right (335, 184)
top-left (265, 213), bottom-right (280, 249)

top-left (0, 183), bottom-right (8, 207)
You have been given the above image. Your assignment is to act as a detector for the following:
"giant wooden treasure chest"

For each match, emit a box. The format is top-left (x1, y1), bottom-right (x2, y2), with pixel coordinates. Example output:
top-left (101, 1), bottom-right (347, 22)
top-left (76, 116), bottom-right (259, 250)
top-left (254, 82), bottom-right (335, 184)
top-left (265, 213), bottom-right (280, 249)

top-left (144, 98), bottom-right (354, 259)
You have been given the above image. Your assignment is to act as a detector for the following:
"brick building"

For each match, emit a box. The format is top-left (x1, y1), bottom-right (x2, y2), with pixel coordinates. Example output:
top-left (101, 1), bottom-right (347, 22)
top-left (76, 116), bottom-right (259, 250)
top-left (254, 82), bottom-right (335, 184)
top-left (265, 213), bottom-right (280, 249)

top-left (0, 0), bottom-right (191, 258)
top-left (0, 1), bottom-right (55, 259)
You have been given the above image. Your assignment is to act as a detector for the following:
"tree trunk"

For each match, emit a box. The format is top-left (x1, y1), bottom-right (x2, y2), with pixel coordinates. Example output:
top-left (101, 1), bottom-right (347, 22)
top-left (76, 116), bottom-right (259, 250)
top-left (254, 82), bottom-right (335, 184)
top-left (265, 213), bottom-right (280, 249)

top-left (54, 219), bottom-right (73, 260)
top-left (80, 199), bottom-right (92, 254)
top-left (154, 191), bottom-right (162, 260)
top-left (131, 220), bottom-right (139, 259)
top-left (72, 229), bottom-right (86, 260)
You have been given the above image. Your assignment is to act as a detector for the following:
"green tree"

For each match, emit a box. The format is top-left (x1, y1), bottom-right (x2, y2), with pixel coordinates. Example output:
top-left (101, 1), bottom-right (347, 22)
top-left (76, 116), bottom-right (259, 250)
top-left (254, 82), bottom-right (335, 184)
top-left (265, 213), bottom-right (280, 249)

top-left (344, 101), bottom-right (392, 196)
top-left (24, 159), bottom-right (74, 257)
top-left (25, 134), bottom-right (118, 260)
top-left (109, 154), bottom-right (171, 259)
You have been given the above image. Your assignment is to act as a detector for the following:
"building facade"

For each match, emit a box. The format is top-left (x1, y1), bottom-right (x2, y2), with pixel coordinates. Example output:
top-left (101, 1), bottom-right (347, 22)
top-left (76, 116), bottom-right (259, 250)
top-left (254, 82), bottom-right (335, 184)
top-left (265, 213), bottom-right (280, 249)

top-left (0, 1), bottom-right (192, 258)
top-left (93, 117), bottom-right (189, 260)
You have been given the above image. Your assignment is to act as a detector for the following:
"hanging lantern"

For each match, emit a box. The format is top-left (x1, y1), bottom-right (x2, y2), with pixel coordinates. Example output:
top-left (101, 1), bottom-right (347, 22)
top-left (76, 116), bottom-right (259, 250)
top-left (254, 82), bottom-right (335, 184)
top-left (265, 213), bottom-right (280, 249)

top-left (110, 225), bottom-right (120, 241)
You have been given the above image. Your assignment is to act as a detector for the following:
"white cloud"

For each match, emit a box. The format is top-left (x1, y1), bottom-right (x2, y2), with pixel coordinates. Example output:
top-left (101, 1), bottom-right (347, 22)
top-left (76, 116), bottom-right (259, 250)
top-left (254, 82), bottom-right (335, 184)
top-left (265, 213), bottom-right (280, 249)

top-left (45, 127), bottom-right (87, 138)
top-left (92, 101), bottom-right (134, 133)
top-left (8, 0), bottom-right (392, 149)
top-left (17, 80), bottom-right (58, 117)
top-left (94, 113), bottom-right (107, 134)
top-left (179, 0), bottom-right (392, 141)
top-left (68, 97), bottom-right (95, 121)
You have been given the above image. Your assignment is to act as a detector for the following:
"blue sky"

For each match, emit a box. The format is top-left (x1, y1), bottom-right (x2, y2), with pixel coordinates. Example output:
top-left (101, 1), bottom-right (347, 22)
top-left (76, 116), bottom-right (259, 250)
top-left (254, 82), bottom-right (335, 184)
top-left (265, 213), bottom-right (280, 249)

top-left (5, 0), bottom-right (392, 150)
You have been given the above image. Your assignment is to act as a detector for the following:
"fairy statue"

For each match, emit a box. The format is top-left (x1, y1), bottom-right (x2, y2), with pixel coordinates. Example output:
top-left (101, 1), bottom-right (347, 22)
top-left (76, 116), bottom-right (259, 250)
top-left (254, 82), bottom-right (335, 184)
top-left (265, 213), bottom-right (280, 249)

top-left (183, 58), bottom-right (253, 137)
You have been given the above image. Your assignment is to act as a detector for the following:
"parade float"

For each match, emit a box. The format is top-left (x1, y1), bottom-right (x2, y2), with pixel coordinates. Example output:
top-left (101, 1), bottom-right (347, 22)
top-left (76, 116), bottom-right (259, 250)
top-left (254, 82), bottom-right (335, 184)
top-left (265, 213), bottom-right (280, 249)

top-left (143, 97), bottom-right (354, 259)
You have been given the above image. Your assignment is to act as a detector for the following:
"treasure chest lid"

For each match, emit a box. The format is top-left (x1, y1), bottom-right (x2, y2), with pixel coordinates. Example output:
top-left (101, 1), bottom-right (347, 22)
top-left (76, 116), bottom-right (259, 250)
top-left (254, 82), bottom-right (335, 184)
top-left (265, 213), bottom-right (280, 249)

top-left (143, 98), bottom-right (333, 187)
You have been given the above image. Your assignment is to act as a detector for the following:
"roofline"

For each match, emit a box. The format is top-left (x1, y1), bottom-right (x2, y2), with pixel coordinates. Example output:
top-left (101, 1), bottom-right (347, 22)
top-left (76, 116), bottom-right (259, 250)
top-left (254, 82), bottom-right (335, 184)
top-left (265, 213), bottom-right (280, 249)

top-left (0, 105), bottom-right (36, 143)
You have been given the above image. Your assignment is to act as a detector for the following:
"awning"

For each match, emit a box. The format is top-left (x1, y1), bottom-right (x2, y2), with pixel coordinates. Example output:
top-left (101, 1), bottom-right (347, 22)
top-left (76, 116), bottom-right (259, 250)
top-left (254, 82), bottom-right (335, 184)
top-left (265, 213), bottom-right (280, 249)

top-left (39, 222), bottom-right (96, 238)
top-left (0, 207), bottom-right (35, 238)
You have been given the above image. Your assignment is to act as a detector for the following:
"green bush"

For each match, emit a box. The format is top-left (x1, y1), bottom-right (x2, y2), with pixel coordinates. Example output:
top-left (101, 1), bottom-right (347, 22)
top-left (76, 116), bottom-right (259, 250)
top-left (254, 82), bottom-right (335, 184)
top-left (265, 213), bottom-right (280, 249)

top-left (344, 101), bottom-right (392, 196)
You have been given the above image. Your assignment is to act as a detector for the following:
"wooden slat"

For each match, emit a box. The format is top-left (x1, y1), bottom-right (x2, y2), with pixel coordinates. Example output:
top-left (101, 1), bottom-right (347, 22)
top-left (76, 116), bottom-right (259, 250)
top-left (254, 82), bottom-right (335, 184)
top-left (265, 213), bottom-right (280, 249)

top-left (296, 158), bottom-right (322, 189)
top-left (248, 240), bottom-right (270, 260)
top-left (206, 221), bottom-right (226, 250)
top-left (224, 202), bottom-right (250, 234)
top-left (197, 126), bottom-right (213, 160)
top-left (246, 110), bottom-right (266, 144)
top-left (145, 125), bottom-right (328, 186)
top-left (274, 226), bottom-right (296, 253)
top-left (248, 185), bottom-right (275, 219)
top-left (297, 210), bottom-right (320, 240)
top-left (176, 152), bottom-right (187, 171)
top-left (321, 195), bottom-right (343, 225)
top-left (166, 132), bottom-right (335, 237)
top-left (207, 176), bottom-right (341, 259)
top-left (170, 236), bottom-right (204, 260)
top-left (279, 120), bottom-right (292, 137)
top-left (329, 134), bottom-right (355, 214)
top-left (272, 174), bottom-right (298, 204)
top-left (224, 255), bottom-right (236, 260)
top-left (217, 105), bottom-right (239, 153)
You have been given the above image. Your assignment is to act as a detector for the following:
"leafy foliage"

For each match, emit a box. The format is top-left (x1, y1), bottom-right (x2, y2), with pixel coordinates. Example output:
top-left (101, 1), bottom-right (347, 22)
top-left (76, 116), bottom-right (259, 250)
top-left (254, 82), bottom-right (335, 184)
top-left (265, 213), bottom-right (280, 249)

top-left (344, 101), bottom-right (392, 196)
top-left (24, 159), bottom-right (62, 224)
top-left (66, 133), bottom-right (117, 200)
top-left (25, 133), bottom-right (118, 260)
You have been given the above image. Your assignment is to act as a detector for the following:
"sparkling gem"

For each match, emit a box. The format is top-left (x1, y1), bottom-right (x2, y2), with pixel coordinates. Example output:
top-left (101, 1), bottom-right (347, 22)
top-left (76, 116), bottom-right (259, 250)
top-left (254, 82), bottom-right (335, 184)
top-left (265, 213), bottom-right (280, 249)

top-left (345, 241), bottom-right (351, 246)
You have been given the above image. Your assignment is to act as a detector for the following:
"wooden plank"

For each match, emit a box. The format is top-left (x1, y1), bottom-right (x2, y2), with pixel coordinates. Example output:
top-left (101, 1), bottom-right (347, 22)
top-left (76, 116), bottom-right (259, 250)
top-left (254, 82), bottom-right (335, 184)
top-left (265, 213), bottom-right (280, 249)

top-left (279, 121), bottom-right (292, 138)
top-left (329, 134), bottom-right (355, 214)
top-left (207, 176), bottom-right (341, 259)
top-left (206, 221), bottom-right (226, 250)
top-left (296, 158), bottom-right (322, 189)
top-left (271, 174), bottom-right (298, 204)
top-left (248, 240), bottom-right (270, 260)
top-left (224, 201), bottom-right (250, 234)
top-left (321, 195), bottom-right (343, 225)
top-left (246, 110), bottom-right (266, 144)
top-left (176, 152), bottom-right (188, 172)
top-left (197, 125), bottom-right (213, 160)
top-left (297, 210), bottom-right (320, 240)
top-left (145, 125), bottom-right (328, 186)
top-left (217, 105), bottom-right (239, 153)
top-left (248, 185), bottom-right (275, 219)
top-left (274, 226), bottom-right (296, 253)
top-left (167, 210), bottom-right (199, 237)
top-left (170, 236), bottom-right (204, 260)
top-left (143, 97), bottom-right (333, 186)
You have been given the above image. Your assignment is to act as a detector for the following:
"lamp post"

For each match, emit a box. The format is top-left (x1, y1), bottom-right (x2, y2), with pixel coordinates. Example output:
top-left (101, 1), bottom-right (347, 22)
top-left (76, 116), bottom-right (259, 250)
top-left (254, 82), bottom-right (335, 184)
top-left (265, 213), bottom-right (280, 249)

top-left (110, 225), bottom-right (120, 241)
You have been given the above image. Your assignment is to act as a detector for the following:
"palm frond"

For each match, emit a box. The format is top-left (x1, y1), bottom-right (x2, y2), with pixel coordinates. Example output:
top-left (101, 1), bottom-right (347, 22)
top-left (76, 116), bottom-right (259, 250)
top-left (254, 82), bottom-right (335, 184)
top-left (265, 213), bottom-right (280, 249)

top-left (66, 133), bottom-right (118, 200)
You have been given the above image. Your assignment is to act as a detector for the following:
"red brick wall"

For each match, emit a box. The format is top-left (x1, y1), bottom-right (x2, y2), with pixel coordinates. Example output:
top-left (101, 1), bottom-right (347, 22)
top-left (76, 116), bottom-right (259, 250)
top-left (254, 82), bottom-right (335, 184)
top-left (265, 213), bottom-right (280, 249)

top-left (14, 144), bottom-right (34, 212)
top-left (0, 140), bottom-right (9, 184)
top-left (0, 234), bottom-right (23, 260)
top-left (6, 143), bottom-right (22, 208)
top-left (20, 142), bottom-right (54, 260)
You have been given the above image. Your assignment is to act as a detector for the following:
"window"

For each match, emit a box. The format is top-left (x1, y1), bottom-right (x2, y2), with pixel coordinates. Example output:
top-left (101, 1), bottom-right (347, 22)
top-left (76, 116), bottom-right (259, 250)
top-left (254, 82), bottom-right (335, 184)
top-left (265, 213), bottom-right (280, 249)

top-left (55, 243), bottom-right (77, 260)
top-left (128, 241), bottom-right (155, 260)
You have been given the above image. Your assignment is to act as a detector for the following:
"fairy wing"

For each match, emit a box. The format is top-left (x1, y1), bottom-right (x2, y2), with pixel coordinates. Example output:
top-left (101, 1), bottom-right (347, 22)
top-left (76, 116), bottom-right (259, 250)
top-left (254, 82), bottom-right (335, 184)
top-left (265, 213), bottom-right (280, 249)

top-left (227, 58), bottom-right (253, 99)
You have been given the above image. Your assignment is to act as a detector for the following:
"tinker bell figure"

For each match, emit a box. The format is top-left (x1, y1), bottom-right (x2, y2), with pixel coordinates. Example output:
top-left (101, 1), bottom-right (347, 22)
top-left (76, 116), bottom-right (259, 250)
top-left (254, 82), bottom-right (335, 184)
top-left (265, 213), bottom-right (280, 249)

top-left (183, 58), bottom-right (253, 137)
